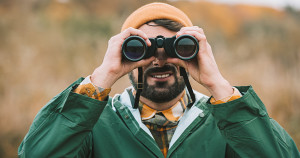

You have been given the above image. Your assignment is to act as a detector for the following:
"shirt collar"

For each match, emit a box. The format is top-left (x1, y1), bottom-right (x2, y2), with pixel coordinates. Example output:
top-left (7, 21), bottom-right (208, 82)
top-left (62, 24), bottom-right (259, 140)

top-left (138, 91), bottom-right (189, 122)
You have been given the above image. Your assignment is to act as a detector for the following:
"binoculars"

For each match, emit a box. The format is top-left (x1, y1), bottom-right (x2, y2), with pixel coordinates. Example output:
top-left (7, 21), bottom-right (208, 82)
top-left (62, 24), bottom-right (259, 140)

top-left (122, 35), bottom-right (199, 61)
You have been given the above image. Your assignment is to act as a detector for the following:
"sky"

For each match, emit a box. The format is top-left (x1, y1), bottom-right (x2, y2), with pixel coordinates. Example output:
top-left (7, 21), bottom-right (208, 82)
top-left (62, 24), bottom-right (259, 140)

top-left (207, 0), bottom-right (300, 10)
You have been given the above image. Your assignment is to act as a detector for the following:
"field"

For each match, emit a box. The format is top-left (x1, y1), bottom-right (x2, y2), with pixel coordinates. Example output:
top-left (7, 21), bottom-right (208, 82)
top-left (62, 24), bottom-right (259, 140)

top-left (0, 0), bottom-right (299, 157)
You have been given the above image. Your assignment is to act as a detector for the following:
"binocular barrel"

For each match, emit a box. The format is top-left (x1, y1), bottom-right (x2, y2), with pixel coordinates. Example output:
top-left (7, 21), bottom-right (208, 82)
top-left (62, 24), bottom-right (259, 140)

top-left (122, 35), bottom-right (199, 61)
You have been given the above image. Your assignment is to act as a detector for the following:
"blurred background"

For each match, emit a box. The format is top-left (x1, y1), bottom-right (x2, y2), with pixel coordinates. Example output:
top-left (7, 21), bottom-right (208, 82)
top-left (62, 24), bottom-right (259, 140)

top-left (0, 0), bottom-right (299, 157)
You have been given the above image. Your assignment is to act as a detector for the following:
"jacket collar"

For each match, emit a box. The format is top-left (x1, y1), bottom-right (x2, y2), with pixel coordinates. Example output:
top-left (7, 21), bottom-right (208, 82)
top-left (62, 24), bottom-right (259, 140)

top-left (112, 86), bottom-right (209, 149)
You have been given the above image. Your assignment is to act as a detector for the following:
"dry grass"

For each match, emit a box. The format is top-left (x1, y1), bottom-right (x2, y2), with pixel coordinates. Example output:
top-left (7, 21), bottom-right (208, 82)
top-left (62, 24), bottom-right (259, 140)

top-left (0, 1), bottom-right (299, 157)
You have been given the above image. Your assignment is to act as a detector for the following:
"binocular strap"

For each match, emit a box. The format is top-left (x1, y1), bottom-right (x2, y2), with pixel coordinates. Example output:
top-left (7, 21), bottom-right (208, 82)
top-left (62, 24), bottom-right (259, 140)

top-left (180, 67), bottom-right (195, 108)
top-left (133, 67), bottom-right (143, 109)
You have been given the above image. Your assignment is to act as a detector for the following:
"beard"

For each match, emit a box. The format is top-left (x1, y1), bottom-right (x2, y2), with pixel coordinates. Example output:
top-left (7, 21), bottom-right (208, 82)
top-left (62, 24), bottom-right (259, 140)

top-left (129, 65), bottom-right (186, 103)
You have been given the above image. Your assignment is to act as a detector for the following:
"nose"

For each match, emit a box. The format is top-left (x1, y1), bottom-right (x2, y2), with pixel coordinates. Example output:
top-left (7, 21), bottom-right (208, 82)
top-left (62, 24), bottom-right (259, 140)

top-left (153, 48), bottom-right (168, 67)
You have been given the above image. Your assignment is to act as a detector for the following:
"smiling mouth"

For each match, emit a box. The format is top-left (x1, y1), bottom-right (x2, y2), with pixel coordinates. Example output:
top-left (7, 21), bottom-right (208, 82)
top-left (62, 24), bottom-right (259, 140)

top-left (149, 72), bottom-right (173, 80)
top-left (152, 73), bottom-right (171, 78)
top-left (145, 65), bottom-right (176, 80)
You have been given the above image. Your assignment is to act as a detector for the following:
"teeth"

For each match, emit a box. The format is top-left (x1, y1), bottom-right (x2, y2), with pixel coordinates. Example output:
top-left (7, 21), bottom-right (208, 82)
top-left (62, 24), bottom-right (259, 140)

top-left (152, 74), bottom-right (170, 78)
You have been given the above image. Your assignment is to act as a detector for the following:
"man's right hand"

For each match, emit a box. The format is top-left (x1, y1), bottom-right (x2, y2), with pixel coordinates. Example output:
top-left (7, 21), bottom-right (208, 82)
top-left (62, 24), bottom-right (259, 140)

top-left (91, 27), bottom-right (155, 89)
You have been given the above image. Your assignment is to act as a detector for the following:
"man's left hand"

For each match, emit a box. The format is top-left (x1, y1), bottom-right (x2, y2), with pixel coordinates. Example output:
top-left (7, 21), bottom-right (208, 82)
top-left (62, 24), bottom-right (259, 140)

top-left (167, 26), bottom-right (233, 100)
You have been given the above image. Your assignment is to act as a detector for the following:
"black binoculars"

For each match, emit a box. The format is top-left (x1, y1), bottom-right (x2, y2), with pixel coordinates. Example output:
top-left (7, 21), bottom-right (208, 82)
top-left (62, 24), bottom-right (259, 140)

top-left (122, 35), bottom-right (199, 61)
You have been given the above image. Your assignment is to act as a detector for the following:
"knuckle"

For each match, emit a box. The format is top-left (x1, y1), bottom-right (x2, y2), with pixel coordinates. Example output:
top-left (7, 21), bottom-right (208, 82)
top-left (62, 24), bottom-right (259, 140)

top-left (197, 28), bottom-right (204, 33)
top-left (199, 34), bottom-right (207, 41)
top-left (108, 38), bottom-right (113, 44)
top-left (137, 30), bottom-right (144, 35)
top-left (109, 35), bottom-right (117, 43)
top-left (180, 27), bottom-right (187, 31)
top-left (128, 27), bottom-right (135, 32)
top-left (123, 27), bottom-right (133, 34)
top-left (122, 27), bottom-right (130, 33)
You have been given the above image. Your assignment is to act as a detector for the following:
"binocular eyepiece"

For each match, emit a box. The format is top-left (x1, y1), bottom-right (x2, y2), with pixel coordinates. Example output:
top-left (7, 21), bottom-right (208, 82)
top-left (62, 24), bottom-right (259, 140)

top-left (122, 35), bottom-right (199, 61)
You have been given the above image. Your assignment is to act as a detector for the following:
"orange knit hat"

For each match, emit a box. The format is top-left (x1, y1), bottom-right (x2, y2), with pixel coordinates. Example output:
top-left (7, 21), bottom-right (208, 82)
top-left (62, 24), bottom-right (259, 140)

top-left (121, 2), bottom-right (193, 32)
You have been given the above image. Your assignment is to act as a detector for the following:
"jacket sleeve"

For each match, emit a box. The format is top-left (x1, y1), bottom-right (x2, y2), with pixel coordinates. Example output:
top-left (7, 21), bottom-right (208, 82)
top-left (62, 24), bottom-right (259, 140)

top-left (18, 78), bottom-right (108, 158)
top-left (207, 86), bottom-right (300, 158)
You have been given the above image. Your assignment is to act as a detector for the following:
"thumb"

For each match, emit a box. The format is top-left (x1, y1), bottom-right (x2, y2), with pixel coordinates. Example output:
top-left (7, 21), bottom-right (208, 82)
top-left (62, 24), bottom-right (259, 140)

top-left (134, 57), bottom-right (155, 68)
top-left (166, 58), bottom-right (187, 69)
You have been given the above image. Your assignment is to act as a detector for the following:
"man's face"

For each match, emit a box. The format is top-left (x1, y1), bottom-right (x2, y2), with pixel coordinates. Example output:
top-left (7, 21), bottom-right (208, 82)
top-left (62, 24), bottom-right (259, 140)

top-left (129, 22), bottom-right (185, 103)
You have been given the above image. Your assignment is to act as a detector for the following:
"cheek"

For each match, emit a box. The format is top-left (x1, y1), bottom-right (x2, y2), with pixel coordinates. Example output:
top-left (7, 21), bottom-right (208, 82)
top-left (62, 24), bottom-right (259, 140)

top-left (174, 66), bottom-right (181, 78)
top-left (129, 69), bottom-right (139, 83)
top-left (146, 77), bottom-right (154, 85)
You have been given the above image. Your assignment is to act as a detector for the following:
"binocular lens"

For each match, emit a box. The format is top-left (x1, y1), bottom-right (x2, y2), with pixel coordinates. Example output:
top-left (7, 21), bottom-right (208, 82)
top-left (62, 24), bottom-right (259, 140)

top-left (123, 38), bottom-right (146, 61)
top-left (122, 35), bottom-right (198, 61)
top-left (175, 37), bottom-right (197, 59)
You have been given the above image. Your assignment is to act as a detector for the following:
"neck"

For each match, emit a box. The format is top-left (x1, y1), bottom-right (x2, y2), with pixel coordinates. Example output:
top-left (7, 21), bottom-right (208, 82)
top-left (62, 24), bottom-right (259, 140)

top-left (139, 91), bottom-right (185, 111)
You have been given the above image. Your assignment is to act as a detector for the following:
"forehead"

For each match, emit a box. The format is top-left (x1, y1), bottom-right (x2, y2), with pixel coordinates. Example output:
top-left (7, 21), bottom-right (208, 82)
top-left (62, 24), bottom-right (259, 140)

top-left (138, 23), bottom-right (177, 38)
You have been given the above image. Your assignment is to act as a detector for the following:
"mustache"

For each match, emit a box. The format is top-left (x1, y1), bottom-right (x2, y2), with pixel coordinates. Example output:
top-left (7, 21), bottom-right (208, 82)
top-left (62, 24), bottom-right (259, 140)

top-left (144, 65), bottom-right (177, 76)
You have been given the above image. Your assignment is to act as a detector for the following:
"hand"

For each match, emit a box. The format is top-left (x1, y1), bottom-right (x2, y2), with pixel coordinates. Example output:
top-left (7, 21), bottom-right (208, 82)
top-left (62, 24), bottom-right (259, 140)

top-left (167, 26), bottom-right (233, 100)
top-left (91, 27), bottom-right (155, 88)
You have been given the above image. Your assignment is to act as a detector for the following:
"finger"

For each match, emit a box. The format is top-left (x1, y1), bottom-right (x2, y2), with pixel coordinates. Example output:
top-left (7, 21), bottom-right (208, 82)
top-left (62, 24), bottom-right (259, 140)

top-left (179, 30), bottom-right (206, 41)
top-left (176, 30), bottom-right (208, 52)
top-left (121, 27), bottom-right (151, 46)
top-left (166, 58), bottom-right (187, 69)
top-left (179, 26), bottom-right (203, 32)
top-left (133, 56), bottom-right (156, 68)
top-left (177, 26), bottom-right (204, 37)
top-left (177, 30), bottom-right (204, 38)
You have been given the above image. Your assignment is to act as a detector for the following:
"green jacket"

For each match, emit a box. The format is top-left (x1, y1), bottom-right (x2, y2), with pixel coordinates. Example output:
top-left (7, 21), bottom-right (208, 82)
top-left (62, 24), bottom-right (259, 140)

top-left (18, 78), bottom-right (299, 158)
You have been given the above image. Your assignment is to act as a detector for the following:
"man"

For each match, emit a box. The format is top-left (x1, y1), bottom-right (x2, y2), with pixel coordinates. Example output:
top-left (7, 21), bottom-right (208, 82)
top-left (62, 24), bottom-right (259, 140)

top-left (18, 2), bottom-right (299, 158)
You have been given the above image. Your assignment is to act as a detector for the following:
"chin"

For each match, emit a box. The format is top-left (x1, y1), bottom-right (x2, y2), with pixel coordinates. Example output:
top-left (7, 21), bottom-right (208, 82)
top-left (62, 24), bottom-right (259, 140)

top-left (153, 87), bottom-right (170, 92)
